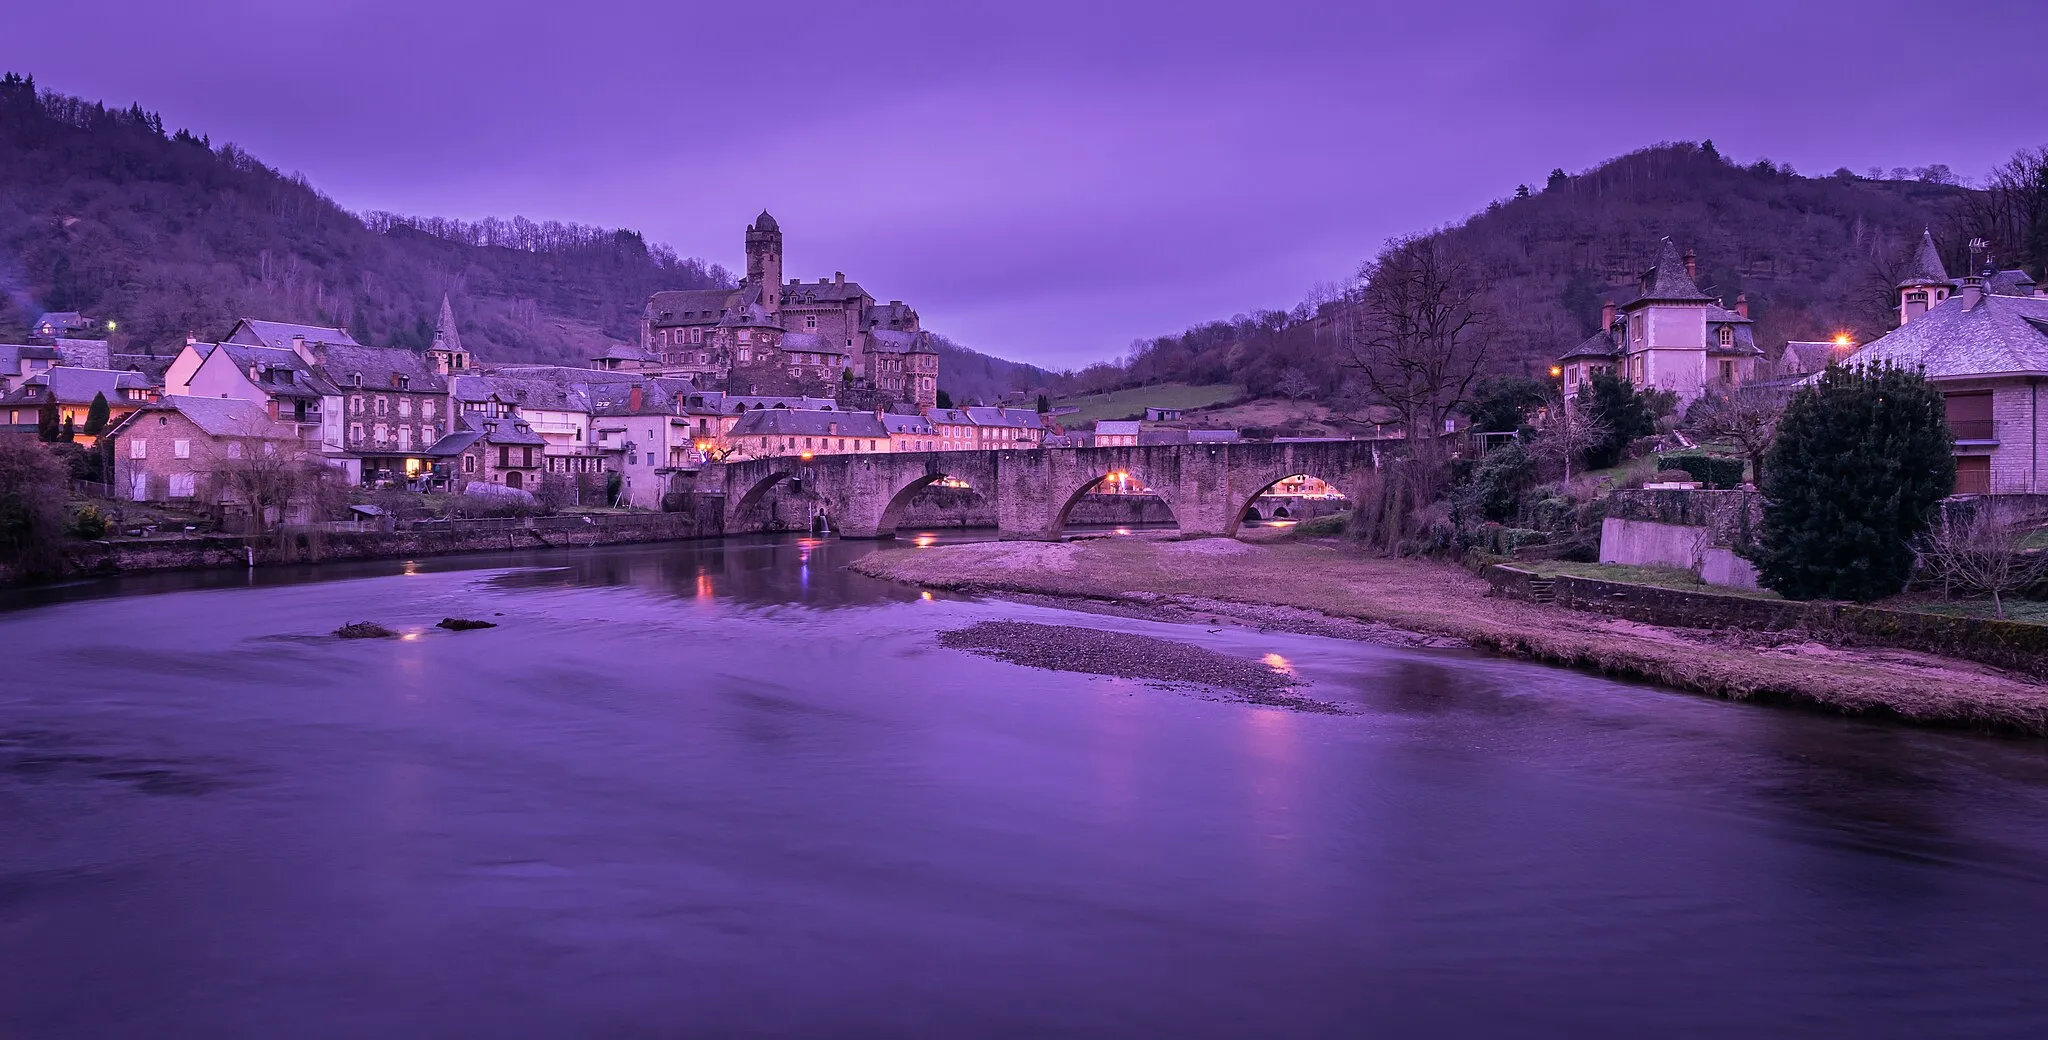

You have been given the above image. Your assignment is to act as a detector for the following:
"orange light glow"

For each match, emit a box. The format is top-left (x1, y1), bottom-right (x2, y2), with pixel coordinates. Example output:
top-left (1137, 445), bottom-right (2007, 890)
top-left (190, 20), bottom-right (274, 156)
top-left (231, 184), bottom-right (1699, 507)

top-left (1549, 365), bottom-right (1563, 378)
top-left (920, 590), bottom-right (934, 601)
top-left (914, 533), bottom-right (936, 548)
top-left (1833, 333), bottom-right (1853, 348)
top-left (1262, 652), bottom-right (1294, 675)
top-left (799, 451), bottom-right (815, 461)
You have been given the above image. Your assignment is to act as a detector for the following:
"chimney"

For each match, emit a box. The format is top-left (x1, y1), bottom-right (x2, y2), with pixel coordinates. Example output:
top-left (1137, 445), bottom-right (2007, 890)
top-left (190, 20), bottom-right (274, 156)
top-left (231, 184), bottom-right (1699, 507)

top-left (390, 372), bottom-right (401, 388)
top-left (1599, 298), bottom-right (1616, 329)
top-left (834, 272), bottom-right (844, 285)
top-left (628, 385), bottom-right (644, 412)
top-left (1960, 273), bottom-right (1986, 310)
top-left (1735, 292), bottom-right (1749, 319)
top-left (266, 399), bottom-right (279, 420)
top-left (1682, 249), bottom-right (1697, 281)
top-left (186, 332), bottom-right (197, 346)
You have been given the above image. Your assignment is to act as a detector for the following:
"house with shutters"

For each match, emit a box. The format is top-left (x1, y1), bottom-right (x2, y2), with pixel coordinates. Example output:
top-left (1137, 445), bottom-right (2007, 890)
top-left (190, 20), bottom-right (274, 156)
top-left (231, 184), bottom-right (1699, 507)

top-left (431, 414), bottom-right (547, 493)
top-left (103, 396), bottom-right (311, 509)
top-left (1837, 242), bottom-right (2048, 495)
top-left (0, 367), bottom-right (155, 445)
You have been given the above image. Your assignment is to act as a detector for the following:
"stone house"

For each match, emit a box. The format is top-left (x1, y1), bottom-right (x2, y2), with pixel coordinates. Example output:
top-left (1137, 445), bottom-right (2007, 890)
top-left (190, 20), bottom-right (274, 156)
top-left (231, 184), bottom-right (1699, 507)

top-left (926, 408), bottom-right (977, 451)
top-left (1558, 238), bottom-right (1763, 406)
top-left (1093, 420), bottom-right (1140, 447)
top-left (103, 396), bottom-right (313, 511)
top-left (432, 414), bottom-right (547, 493)
top-left (964, 406), bottom-right (1046, 449)
top-left (883, 412), bottom-right (937, 453)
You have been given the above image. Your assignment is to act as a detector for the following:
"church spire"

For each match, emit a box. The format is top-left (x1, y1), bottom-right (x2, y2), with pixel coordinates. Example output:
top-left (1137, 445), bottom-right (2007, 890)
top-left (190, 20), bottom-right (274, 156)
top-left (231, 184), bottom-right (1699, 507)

top-left (1896, 229), bottom-right (1955, 325)
top-left (428, 294), bottom-right (470, 373)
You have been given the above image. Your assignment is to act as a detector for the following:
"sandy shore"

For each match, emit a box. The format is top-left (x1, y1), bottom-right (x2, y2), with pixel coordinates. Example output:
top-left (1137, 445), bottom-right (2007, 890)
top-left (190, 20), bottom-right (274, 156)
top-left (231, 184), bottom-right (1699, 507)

top-left (852, 533), bottom-right (2048, 736)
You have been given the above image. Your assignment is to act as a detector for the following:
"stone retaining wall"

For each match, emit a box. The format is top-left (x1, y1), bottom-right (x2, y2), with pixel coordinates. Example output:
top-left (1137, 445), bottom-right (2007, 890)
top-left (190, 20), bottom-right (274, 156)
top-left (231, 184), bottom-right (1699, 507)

top-left (1487, 565), bottom-right (2048, 679)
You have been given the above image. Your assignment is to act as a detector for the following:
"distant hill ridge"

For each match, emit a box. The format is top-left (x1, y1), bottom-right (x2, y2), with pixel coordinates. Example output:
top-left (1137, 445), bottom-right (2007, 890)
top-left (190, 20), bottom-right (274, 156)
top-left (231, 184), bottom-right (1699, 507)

top-left (0, 72), bottom-right (1049, 403)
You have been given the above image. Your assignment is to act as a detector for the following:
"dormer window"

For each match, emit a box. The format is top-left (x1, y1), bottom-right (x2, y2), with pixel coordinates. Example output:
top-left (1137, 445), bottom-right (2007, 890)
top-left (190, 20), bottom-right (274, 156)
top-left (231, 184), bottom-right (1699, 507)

top-left (398, 375), bottom-right (410, 389)
top-left (1717, 326), bottom-right (1733, 348)
top-left (352, 373), bottom-right (363, 388)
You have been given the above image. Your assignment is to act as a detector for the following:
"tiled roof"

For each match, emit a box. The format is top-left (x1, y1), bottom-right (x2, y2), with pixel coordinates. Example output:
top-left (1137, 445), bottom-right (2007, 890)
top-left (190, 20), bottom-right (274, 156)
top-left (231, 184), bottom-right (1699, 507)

top-left (647, 287), bottom-right (740, 324)
top-left (1898, 229), bottom-right (1952, 288)
top-left (128, 396), bottom-right (300, 439)
top-left (780, 279), bottom-right (870, 305)
top-left (1558, 329), bottom-right (1621, 361)
top-left (1623, 238), bottom-right (1716, 304)
top-left (1842, 293), bottom-right (2048, 379)
top-left (312, 343), bottom-right (447, 393)
top-left (966, 407), bottom-right (1044, 430)
top-left (729, 408), bottom-right (888, 439)
top-left (230, 318), bottom-right (362, 350)
top-left (1988, 269), bottom-right (2039, 297)
top-left (472, 414), bottom-right (547, 446)
top-left (882, 413), bottom-right (934, 435)
top-left (0, 366), bottom-right (152, 405)
top-left (1094, 420), bottom-right (1140, 436)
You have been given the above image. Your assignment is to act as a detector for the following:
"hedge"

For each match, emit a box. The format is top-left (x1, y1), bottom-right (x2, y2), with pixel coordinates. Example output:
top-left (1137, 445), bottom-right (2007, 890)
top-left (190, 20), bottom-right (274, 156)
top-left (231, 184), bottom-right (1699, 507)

top-left (1658, 452), bottom-right (1745, 489)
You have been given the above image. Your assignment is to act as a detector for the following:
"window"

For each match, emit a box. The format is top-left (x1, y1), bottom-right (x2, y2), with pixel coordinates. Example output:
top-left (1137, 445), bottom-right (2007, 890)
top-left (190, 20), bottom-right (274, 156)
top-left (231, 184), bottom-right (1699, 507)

top-left (351, 395), bottom-right (364, 413)
top-left (374, 396), bottom-right (389, 416)
top-left (398, 398), bottom-right (411, 418)
top-left (374, 423), bottom-right (389, 445)
top-left (805, 316), bottom-right (817, 329)
top-left (422, 400), bottom-right (434, 418)
top-left (1629, 313), bottom-right (1643, 342)
top-left (168, 473), bottom-right (195, 498)
top-left (227, 441), bottom-right (242, 460)
top-left (1717, 326), bottom-right (1733, 348)
top-left (398, 426), bottom-right (411, 451)
top-left (130, 438), bottom-right (147, 459)
top-left (463, 455), bottom-right (476, 473)
top-left (1719, 360), bottom-right (1734, 381)
top-left (499, 447), bottom-right (510, 468)
top-left (421, 425), bottom-right (435, 443)
top-left (173, 439), bottom-right (190, 459)
top-left (350, 422), bottom-right (364, 442)
top-left (522, 447), bottom-right (533, 468)
top-left (352, 373), bottom-right (363, 388)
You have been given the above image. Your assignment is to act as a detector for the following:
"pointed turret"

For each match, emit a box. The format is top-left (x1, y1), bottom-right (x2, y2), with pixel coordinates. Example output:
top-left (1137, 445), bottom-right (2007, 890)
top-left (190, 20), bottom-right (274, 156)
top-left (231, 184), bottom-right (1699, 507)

top-left (1897, 229), bottom-right (1954, 325)
top-left (426, 294), bottom-right (471, 374)
top-left (1634, 238), bottom-right (1715, 303)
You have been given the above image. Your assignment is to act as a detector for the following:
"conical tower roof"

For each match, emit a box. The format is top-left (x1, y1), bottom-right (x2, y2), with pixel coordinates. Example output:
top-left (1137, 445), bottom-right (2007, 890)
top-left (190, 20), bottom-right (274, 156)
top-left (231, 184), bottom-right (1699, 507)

top-left (433, 294), bottom-right (462, 353)
top-left (1897, 228), bottom-right (1952, 288)
top-left (1634, 238), bottom-right (1716, 303)
top-left (752, 210), bottom-right (779, 233)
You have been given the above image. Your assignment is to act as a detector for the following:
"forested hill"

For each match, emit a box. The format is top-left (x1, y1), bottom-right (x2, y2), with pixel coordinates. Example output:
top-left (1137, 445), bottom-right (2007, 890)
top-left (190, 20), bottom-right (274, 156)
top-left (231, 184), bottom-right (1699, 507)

top-left (1083, 143), bottom-right (2004, 399)
top-left (0, 72), bottom-right (1050, 398)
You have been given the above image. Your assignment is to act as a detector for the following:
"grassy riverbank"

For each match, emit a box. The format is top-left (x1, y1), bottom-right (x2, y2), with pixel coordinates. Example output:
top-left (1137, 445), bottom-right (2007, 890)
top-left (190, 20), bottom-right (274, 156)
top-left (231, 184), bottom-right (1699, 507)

top-left (850, 533), bottom-right (2048, 736)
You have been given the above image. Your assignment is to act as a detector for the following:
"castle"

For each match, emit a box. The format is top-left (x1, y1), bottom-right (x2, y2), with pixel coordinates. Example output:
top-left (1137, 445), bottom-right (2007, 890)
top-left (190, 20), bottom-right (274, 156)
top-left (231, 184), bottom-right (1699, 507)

top-left (640, 212), bottom-right (938, 410)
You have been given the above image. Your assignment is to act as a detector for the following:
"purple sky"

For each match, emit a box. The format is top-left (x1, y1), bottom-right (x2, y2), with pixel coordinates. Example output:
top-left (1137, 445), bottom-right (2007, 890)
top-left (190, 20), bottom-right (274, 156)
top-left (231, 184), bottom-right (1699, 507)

top-left (4, 1), bottom-right (2041, 369)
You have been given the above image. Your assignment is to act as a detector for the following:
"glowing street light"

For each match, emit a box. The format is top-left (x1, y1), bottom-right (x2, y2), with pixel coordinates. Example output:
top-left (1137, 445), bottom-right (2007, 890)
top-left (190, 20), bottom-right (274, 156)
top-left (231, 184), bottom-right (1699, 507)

top-left (1548, 365), bottom-right (1563, 378)
top-left (1832, 333), bottom-right (1854, 349)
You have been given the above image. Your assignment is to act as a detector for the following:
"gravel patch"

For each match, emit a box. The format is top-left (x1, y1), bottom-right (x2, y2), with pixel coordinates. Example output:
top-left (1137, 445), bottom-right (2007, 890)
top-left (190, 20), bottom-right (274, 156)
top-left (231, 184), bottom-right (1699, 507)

top-left (937, 620), bottom-right (1347, 713)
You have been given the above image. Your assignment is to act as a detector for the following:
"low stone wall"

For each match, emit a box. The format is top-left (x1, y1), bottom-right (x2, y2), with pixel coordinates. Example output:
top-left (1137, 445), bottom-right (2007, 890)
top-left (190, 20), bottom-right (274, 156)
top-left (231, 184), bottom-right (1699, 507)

top-left (1599, 490), bottom-right (1765, 590)
top-left (1488, 565), bottom-right (2048, 679)
top-left (32, 511), bottom-right (721, 583)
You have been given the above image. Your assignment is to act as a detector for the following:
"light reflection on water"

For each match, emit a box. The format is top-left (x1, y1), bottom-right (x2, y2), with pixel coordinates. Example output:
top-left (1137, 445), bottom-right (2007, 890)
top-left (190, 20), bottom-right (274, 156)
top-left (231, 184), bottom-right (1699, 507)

top-left (2, 534), bottom-right (2047, 1038)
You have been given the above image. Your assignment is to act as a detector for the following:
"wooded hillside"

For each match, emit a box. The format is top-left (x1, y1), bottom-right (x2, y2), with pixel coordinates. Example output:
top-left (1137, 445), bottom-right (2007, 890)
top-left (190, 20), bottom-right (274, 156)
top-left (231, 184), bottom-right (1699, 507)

top-left (0, 72), bottom-right (1050, 400)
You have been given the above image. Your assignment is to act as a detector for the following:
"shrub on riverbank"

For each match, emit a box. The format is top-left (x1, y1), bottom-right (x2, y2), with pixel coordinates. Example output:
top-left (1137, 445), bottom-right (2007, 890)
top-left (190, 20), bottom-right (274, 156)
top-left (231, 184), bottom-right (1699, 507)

top-left (0, 435), bottom-right (70, 578)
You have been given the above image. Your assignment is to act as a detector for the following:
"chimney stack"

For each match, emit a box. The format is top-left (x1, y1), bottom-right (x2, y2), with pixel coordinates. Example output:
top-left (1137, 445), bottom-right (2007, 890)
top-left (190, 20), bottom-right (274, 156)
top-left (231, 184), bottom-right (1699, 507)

top-left (1960, 273), bottom-right (1986, 310)
top-left (834, 272), bottom-right (844, 285)
top-left (628, 385), bottom-right (644, 412)
top-left (266, 399), bottom-right (279, 420)
top-left (1599, 298), bottom-right (1616, 329)
top-left (1735, 292), bottom-right (1749, 319)
top-left (1682, 249), bottom-right (1698, 281)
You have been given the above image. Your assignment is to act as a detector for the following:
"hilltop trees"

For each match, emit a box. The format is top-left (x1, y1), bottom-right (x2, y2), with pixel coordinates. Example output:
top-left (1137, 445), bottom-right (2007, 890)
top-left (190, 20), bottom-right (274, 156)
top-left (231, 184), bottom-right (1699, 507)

top-left (1754, 363), bottom-right (1954, 601)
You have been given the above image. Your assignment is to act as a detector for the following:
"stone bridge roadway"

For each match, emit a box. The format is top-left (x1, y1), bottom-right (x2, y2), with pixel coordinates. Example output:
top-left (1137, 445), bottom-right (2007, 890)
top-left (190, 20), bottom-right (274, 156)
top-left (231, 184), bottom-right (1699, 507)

top-left (700, 440), bottom-right (1376, 540)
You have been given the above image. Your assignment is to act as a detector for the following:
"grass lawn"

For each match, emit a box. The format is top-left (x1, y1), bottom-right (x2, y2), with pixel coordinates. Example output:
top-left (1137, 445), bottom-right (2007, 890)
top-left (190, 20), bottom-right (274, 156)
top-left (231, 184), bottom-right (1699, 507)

top-left (1888, 596), bottom-right (2048, 625)
top-left (1520, 560), bottom-right (1785, 599)
top-left (1053, 383), bottom-right (1242, 425)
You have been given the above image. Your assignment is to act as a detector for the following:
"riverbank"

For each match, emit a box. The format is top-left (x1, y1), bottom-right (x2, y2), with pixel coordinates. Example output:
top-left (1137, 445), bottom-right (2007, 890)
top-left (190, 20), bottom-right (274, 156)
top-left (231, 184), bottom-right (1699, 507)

top-left (849, 533), bottom-right (2048, 736)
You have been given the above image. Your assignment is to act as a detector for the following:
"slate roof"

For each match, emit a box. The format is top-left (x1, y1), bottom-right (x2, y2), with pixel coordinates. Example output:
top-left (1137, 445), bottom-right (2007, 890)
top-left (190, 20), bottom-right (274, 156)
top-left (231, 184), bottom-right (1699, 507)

top-left (882, 413), bottom-right (934, 435)
top-left (1624, 238), bottom-right (1717, 305)
top-left (123, 396), bottom-right (299, 440)
top-left (0, 366), bottom-right (152, 406)
top-left (0, 343), bottom-right (60, 372)
top-left (1778, 341), bottom-right (1843, 376)
top-left (597, 343), bottom-right (656, 362)
top-left (450, 373), bottom-right (591, 412)
top-left (1899, 229), bottom-right (1952, 288)
top-left (1988, 269), bottom-right (2039, 297)
top-left (1188, 429), bottom-right (1242, 443)
top-left (471, 414), bottom-right (547, 446)
top-left (729, 408), bottom-right (888, 439)
top-left (1841, 293), bottom-right (2048, 380)
top-left (1558, 329), bottom-right (1622, 361)
top-left (966, 407), bottom-right (1044, 430)
top-left (647, 287), bottom-right (741, 325)
top-left (869, 301), bottom-right (917, 329)
top-left (112, 353), bottom-right (175, 381)
top-left (33, 311), bottom-right (89, 332)
top-left (52, 339), bottom-right (112, 368)
top-left (870, 328), bottom-right (919, 352)
top-left (720, 394), bottom-right (839, 413)
top-left (312, 343), bottom-right (448, 393)
top-left (1094, 420), bottom-right (1140, 437)
top-left (780, 279), bottom-right (871, 305)
top-left (228, 318), bottom-right (363, 350)
top-left (927, 408), bottom-right (973, 425)
top-left (212, 342), bottom-right (325, 400)
top-left (752, 210), bottom-right (779, 233)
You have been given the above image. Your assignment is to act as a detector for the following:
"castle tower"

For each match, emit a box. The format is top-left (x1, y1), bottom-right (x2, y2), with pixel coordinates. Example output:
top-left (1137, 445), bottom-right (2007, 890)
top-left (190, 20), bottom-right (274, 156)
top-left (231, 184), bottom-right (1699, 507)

top-left (426, 294), bottom-right (470, 374)
top-left (1896, 228), bottom-right (1953, 326)
top-left (745, 211), bottom-right (783, 322)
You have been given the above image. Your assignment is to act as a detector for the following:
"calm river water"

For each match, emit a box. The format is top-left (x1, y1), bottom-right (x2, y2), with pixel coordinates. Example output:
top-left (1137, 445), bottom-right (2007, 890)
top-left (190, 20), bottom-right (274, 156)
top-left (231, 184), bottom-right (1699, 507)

top-left (4, 535), bottom-right (2048, 1038)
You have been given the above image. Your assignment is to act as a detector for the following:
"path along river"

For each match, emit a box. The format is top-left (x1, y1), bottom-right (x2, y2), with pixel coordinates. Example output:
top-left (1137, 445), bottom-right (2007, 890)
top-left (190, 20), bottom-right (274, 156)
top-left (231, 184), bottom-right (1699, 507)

top-left (3, 534), bottom-right (2048, 1038)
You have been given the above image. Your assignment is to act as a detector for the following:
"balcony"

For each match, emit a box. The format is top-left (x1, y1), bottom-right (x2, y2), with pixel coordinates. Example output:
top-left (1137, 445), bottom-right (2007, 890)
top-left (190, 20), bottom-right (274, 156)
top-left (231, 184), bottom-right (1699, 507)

top-left (1948, 419), bottom-right (1998, 444)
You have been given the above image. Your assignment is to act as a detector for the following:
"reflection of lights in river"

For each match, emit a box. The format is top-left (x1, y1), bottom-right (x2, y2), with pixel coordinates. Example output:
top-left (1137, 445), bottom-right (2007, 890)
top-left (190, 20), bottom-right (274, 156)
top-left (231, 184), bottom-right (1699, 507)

top-left (1266, 519), bottom-right (1298, 528)
top-left (921, 590), bottom-right (934, 602)
top-left (914, 533), bottom-right (936, 548)
top-left (1114, 526), bottom-right (1132, 536)
top-left (400, 631), bottom-right (422, 642)
top-left (696, 573), bottom-right (715, 600)
top-left (1263, 652), bottom-right (1295, 676)
top-left (402, 560), bottom-right (419, 576)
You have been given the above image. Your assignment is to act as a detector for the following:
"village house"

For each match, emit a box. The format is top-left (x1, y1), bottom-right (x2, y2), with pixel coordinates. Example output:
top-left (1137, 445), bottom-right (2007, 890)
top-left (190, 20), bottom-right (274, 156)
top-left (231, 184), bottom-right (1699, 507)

top-left (0, 367), bottom-right (155, 445)
top-left (431, 414), bottom-right (547, 493)
top-left (727, 408), bottom-right (890, 460)
top-left (30, 311), bottom-right (97, 339)
top-left (1557, 238), bottom-right (1763, 405)
top-left (926, 408), bottom-right (977, 451)
top-left (449, 372), bottom-right (607, 480)
top-left (0, 343), bottom-right (61, 392)
top-left (1839, 244), bottom-right (2048, 495)
top-left (883, 412), bottom-right (937, 452)
top-left (964, 406), bottom-right (1046, 449)
top-left (1093, 420), bottom-right (1140, 447)
top-left (641, 213), bottom-right (940, 409)
top-left (102, 396), bottom-right (313, 514)
top-left (588, 378), bottom-right (705, 510)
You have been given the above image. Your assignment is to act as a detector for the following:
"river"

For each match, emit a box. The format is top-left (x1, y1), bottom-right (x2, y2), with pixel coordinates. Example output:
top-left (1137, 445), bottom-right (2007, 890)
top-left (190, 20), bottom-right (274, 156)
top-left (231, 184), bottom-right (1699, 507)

top-left (3, 535), bottom-right (2047, 1038)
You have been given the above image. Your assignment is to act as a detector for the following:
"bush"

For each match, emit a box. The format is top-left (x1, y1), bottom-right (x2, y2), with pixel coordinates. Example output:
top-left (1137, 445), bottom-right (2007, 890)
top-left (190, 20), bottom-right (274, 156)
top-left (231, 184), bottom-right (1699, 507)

top-left (68, 503), bottom-right (111, 539)
top-left (1652, 468), bottom-right (1695, 484)
top-left (1658, 452), bottom-right (1745, 488)
top-left (1579, 372), bottom-right (1658, 469)
top-left (0, 436), bottom-right (70, 577)
top-left (1295, 512), bottom-right (1349, 536)
top-left (534, 472), bottom-right (574, 514)
top-left (1755, 362), bottom-right (1953, 601)
top-left (1464, 441), bottom-right (1536, 522)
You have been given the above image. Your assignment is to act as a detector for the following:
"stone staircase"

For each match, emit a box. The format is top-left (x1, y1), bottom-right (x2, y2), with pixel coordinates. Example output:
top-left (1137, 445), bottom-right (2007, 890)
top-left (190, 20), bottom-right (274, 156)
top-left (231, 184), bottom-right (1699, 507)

top-left (1527, 577), bottom-right (1557, 604)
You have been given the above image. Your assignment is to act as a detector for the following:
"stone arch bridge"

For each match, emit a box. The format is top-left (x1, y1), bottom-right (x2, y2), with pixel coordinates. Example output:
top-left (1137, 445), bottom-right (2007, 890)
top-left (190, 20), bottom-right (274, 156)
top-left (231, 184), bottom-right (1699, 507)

top-left (697, 441), bottom-right (1376, 540)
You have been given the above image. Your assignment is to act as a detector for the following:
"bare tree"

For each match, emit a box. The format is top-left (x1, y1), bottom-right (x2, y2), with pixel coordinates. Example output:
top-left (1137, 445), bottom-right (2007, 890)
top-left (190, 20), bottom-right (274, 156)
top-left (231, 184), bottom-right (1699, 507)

top-left (1525, 400), bottom-right (1610, 484)
top-left (1958, 145), bottom-right (2048, 274)
top-left (1917, 509), bottom-right (2048, 619)
top-left (1685, 384), bottom-right (1790, 486)
top-left (1274, 367), bottom-right (1319, 405)
top-left (1339, 235), bottom-right (1494, 443)
top-left (207, 428), bottom-right (336, 536)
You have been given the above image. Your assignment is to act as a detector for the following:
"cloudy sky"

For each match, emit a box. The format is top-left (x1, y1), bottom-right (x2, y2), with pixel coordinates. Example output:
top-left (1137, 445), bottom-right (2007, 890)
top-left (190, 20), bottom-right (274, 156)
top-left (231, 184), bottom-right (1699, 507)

top-left (3, 0), bottom-right (2038, 368)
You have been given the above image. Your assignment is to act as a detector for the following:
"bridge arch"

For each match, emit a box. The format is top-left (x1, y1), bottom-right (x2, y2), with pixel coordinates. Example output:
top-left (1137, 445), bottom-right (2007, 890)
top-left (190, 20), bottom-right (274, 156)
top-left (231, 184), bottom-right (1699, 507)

top-left (873, 467), bottom-right (964, 539)
top-left (1047, 465), bottom-right (1180, 540)
top-left (1227, 467), bottom-right (1360, 538)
